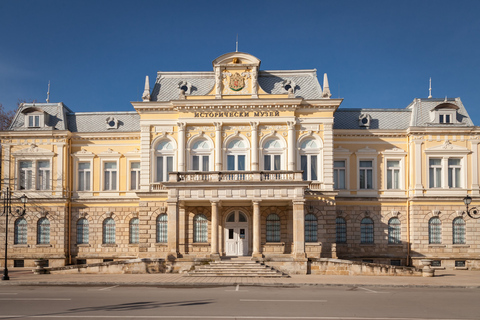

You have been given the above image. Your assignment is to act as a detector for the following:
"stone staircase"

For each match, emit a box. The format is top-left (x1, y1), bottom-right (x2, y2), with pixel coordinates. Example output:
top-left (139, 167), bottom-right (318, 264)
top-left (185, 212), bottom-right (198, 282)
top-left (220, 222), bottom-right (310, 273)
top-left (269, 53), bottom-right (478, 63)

top-left (187, 257), bottom-right (288, 277)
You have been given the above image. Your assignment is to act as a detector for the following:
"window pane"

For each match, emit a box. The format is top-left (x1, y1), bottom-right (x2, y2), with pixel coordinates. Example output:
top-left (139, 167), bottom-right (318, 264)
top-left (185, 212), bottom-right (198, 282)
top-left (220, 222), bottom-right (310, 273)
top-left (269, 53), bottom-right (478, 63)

top-left (360, 161), bottom-right (372, 167)
top-left (129, 218), bottom-right (139, 244)
top-left (227, 155), bottom-right (235, 171)
top-left (393, 170), bottom-right (399, 189)
top-left (311, 155), bottom-right (317, 180)
top-left (335, 217), bottom-right (346, 243)
top-left (111, 171), bottom-right (117, 190)
top-left (338, 170), bottom-right (345, 189)
top-left (301, 155), bottom-right (308, 181)
top-left (238, 155), bottom-right (245, 171)
top-left (266, 214), bottom-right (280, 242)
top-left (264, 155), bottom-right (271, 171)
top-left (361, 218), bottom-right (374, 244)
top-left (387, 170), bottom-right (392, 189)
top-left (453, 217), bottom-right (466, 244)
top-left (334, 160), bottom-right (345, 168)
top-left (202, 156), bottom-right (209, 171)
top-left (304, 214), bottom-right (317, 242)
top-left (166, 157), bottom-right (173, 175)
top-left (157, 157), bottom-right (163, 182)
top-left (104, 162), bottom-right (116, 169)
top-left (156, 214), bottom-right (168, 243)
top-left (192, 155), bottom-right (199, 170)
top-left (274, 155), bottom-right (281, 170)
top-left (429, 217), bottom-right (441, 244)
top-left (130, 170), bottom-right (137, 190)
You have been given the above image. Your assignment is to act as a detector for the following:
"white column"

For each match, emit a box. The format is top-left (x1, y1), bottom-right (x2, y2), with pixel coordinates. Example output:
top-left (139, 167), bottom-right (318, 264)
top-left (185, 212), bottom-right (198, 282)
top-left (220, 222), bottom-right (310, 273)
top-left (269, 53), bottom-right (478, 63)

top-left (470, 139), bottom-right (479, 195)
top-left (292, 200), bottom-right (306, 258)
top-left (252, 200), bottom-right (261, 257)
top-left (177, 122), bottom-right (186, 172)
top-left (413, 139), bottom-right (423, 195)
top-left (323, 122), bottom-right (334, 191)
top-left (211, 200), bottom-right (219, 255)
top-left (214, 122), bottom-right (222, 171)
top-left (53, 142), bottom-right (65, 192)
top-left (167, 200), bottom-right (178, 256)
top-left (287, 121), bottom-right (296, 171)
top-left (250, 122), bottom-right (259, 171)
top-left (140, 125), bottom-right (151, 191)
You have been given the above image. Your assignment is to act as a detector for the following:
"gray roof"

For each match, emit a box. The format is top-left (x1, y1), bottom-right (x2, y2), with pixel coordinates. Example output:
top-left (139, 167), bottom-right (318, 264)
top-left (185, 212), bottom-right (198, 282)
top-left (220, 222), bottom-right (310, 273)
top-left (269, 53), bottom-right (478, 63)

top-left (9, 103), bottom-right (71, 131)
top-left (408, 98), bottom-right (474, 127)
top-left (151, 70), bottom-right (324, 101)
top-left (334, 108), bottom-right (412, 130)
top-left (66, 112), bottom-right (140, 133)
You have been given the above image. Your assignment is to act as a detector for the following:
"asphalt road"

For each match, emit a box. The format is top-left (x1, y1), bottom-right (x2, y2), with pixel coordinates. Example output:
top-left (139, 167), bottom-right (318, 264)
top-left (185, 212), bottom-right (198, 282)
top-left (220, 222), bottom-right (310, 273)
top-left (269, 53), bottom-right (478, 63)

top-left (0, 285), bottom-right (479, 319)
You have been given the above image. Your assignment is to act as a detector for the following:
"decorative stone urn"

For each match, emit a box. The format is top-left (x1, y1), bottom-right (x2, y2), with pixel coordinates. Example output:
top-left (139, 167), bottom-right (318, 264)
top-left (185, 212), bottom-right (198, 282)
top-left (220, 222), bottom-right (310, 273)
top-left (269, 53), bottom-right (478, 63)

top-left (420, 259), bottom-right (434, 277)
top-left (33, 259), bottom-right (48, 274)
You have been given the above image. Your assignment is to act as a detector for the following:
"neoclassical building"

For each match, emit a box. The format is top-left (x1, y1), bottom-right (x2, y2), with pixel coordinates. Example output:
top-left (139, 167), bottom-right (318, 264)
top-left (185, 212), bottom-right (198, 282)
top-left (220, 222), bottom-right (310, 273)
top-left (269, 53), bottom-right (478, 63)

top-left (1, 52), bottom-right (479, 273)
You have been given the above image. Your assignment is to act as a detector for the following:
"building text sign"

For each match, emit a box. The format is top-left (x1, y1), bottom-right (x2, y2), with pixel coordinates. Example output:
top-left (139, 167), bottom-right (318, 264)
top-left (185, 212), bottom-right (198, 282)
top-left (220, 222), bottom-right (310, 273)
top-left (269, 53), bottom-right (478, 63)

top-left (194, 111), bottom-right (280, 118)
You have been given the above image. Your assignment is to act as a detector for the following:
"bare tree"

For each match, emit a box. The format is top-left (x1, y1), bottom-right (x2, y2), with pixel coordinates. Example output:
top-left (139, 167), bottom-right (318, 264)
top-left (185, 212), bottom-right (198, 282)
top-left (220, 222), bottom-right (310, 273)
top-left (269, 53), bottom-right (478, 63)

top-left (0, 104), bottom-right (16, 131)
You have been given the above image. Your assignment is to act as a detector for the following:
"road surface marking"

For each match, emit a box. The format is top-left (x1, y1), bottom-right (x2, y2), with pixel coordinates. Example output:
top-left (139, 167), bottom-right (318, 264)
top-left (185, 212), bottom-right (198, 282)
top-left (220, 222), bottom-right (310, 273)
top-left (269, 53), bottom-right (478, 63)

top-left (0, 298), bottom-right (71, 301)
top-left (240, 299), bottom-right (327, 302)
top-left (99, 285), bottom-right (119, 291)
top-left (358, 287), bottom-right (386, 294)
top-left (0, 293), bottom-right (18, 295)
top-left (3, 316), bottom-right (471, 319)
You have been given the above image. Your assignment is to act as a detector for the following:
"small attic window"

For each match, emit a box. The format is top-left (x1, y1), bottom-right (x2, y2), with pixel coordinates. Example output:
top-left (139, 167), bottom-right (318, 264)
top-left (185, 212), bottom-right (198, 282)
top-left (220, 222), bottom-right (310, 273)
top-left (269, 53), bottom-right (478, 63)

top-left (28, 115), bottom-right (40, 127)
top-left (24, 112), bottom-right (45, 128)
top-left (432, 103), bottom-right (458, 124)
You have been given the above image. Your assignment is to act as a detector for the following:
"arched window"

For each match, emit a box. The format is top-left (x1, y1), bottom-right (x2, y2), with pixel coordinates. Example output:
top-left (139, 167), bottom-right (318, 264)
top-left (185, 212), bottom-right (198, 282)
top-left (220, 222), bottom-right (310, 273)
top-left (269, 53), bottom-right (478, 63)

top-left (191, 139), bottom-right (211, 171)
top-left (428, 217), bottom-right (442, 244)
top-left (453, 217), bottom-right (466, 244)
top-left (360, 217), bottom-right (374, 244)
top-left (103, 218), bottom-right (116, 244)
top-left (266, 214), bottom-right (281, 242)
top-left (335, 217), bottom-right (347, 243)
top-left (14, 218), bottom-right (27, 245)
top-left (299, 138), bottom-right (321, 181)
top-left (388, 217), bottom-right (401, 244)
top-left (76, 218), bottom-right (89, 244)
top-left (37, 217), bottom-right (50, 244)
top-left (155, 140), bottom-right (175, 182)
top-left (226, 138), bottom-right (247, 171)
top-left (193, 214), bottom-right (208, 243)
top-left (304, 213), bottom-right (318, 242)
top-left (263, 138), bottom-right (284, 171)
top-left (129, 218), bottom-right (139, 244)
top-left (156, 214), bottom-right (168, 243)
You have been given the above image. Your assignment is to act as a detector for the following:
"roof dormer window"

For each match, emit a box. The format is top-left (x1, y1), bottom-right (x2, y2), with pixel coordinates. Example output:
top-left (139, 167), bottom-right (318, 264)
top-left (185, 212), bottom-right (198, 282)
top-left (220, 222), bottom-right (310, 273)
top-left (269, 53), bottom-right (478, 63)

top-left (431, 103), bottom-right (458, 125)
top-left (439, 113), bottom-right (452, 124)
top-left (24, 111), bottom-right (45, 128)
top-left (28, 114), bottom-right (40, 127)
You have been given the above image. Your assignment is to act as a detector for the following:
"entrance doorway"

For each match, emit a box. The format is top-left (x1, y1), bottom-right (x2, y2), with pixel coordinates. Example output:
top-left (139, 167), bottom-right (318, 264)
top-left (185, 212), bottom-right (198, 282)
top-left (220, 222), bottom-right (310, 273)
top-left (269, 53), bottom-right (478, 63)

top-left (225, 211), bottom-right (249, 256)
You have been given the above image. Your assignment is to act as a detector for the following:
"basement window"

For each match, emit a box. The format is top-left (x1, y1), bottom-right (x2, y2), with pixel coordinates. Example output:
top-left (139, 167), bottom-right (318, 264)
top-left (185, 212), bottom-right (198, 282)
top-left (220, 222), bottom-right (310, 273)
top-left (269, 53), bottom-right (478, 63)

top-left (455, 260), bottom-right (466, 268)
top-left (14, 260), bottom-right (24, 268)
top-left (390, 260), bottom-right (401, 266)
top-left (431, 260), bottom-right (441, 267)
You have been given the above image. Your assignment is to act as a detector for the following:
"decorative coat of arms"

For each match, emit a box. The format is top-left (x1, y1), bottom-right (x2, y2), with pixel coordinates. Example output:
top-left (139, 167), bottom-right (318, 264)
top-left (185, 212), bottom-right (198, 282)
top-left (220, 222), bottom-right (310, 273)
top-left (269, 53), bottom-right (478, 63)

top-left (229, 72), bottom-right (245, 91)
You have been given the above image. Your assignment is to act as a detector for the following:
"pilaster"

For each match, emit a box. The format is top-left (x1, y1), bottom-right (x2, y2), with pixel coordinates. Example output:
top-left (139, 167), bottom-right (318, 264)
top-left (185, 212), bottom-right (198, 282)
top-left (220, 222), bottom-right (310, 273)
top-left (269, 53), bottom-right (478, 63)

top-left (287, 121), bottom-right (296, 171)
top-left (292, 200), bottom-right (306, 258)
top-left (251, 122), bottom-right (259, 170)
top-left (214, 122), bottom-right (222, 171)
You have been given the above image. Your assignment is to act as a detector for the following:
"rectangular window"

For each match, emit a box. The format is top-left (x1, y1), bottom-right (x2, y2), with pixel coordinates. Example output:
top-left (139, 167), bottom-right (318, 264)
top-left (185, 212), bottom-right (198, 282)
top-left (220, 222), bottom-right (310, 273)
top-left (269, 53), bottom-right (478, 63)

top-left (431, 260), bottom-right (441, 267)
top-left (237, 155), bottom-right (245, 171)
top-left (310, 155), bottom-right (317, 180)
top-left (301, 155), bottom-right (308, 181)
top-left (104, 162), bottom-right (117, 190)
top-left (19, 161), bottom-right (33, 190)
top-left (156, 156), bottom-right (173, 182)
top-left (386, 160), bottom-right (400, 189)
top-left (448, 158), bottom-right (461, 188)
top-left (202, 155), bottom-right (209, 171)
top-left (390, 260), bottom-right (401, 266)
top-left (28, 115), bottom-right (40, 127)
top-left (439, 114), bottom-right (444, 123)
top-left (130, 162), bottom-right (140, 190)
top-left (14, 260), bottom-right (24, 268)
top-left (192, 155), bottom-right (199, 170)
top-left (455, 261), bottom-right (466, 268)
top-left (78, 162), bottom-right (91, 191)
top-left (37, 161), bottom-right (50, 190)
top-left (264, 155), bottom-right (271, 171)
top-left (274, 155), bottom-right (281, 170)
top-left (359, 160), bottom-right (373, 189)
top-left (429, 158), bottom-right (442, 188)
top-left (227, 155), bottom-right (235, 170)
top-left (334, 160), bottom-right (346, 189)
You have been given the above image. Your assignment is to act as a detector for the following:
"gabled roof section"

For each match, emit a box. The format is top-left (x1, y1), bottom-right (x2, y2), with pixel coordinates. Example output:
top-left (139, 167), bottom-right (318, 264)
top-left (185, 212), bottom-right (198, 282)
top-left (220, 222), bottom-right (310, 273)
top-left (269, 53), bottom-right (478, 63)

top-left (258, 70), bottom-right (324, 99)
top-left (407, 98), bottom-right (474, 127)
top-left (334, 108), bottom-right (411, 130)
top-left (8, 102), bottom-right (72, 131)
top-left (212, 52), bottom-right (261, 67)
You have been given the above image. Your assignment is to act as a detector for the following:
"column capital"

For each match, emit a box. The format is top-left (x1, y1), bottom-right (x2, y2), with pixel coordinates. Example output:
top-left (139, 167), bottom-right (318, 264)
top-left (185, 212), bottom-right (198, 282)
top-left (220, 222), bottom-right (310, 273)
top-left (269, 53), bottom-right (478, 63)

top-left (287, 121), bottom-right (296, 129)
top-left (213, 122), bottom-right (223, 130)
top-left (177, 122), bottom-right (186, 130)
top-left (250, 121), bottom-right (259, 130)
top-left (210, 200), bottom-right (220, 206)
top-left (252, 200), bottom-right (262, 206)
top-left (292, 199), bottom-right (305, 206)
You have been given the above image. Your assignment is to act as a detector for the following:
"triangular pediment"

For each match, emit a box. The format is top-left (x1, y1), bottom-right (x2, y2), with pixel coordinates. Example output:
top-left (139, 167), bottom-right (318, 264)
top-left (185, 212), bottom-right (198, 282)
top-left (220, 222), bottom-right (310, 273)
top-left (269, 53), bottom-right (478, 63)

top-left (425, 141), bottom-right (471, 154)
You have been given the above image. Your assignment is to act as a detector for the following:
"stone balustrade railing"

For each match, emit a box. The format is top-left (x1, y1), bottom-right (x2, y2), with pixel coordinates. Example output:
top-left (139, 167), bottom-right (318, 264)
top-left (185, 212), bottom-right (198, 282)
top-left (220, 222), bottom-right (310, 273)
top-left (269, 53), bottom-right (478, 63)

top-left (168, 171), bottom-right (305, 183)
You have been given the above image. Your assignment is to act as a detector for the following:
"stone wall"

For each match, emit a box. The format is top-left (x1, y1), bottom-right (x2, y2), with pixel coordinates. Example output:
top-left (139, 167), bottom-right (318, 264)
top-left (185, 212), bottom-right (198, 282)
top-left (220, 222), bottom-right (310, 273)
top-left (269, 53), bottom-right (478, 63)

top-left (308, 258), bottom-right (422, 276)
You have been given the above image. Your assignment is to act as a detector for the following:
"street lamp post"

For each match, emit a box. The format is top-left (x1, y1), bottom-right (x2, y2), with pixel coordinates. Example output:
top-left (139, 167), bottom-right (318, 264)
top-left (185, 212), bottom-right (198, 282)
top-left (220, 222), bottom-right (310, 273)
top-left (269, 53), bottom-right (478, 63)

top-left (2, 188), bottom-right (27, 281)
top-left (463, 195), bottom-right (480, 219)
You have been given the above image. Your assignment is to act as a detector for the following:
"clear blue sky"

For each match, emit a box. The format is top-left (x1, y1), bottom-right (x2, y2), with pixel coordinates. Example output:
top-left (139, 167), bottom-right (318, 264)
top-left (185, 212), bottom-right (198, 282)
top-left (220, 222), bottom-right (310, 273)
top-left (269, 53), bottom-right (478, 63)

top-left (1, 1), bottom-right (479, 124)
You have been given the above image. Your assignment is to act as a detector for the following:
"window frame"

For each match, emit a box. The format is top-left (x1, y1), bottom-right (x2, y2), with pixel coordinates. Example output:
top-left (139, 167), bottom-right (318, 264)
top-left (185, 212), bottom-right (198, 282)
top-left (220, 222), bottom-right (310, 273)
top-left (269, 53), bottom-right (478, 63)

top-left (156, 214), bottom-right (168, 243)
top-left (189, 137), bottom-right (213, 172)
top-left (154, 139), bottom-right (176, 182)
top-left (298, 136), bottom-right (322, 182)
top-left (193, 214), bottom-right (208, 243)
top-left (388, 217), bottom-right (401, 244)
top-left (14, 218), bottom-right (28, 245)
top-left (102, 217), bottom-right (116, 244)
top-left (360, 217), bottom-right (374, 244)
top-left (428, 217), bottom-right (442, 244)
top-left (261, 137), bottom-right (285, 171)
top-left (76, 218), bottom-right (89, 245)
top-left (129, 218), bottom-right (139, 244)
top-left (333, 160), bottom-right (346, 190)
top-left (224, 136), bottom-right (250, 171)
top-left (452, 217), bottom-right (466, 245)
top-left (266, 213), bottom-right (281, 242)
top-left (37, 217), bottom-right (50, 245)
top-left (304, 213), bottom-right (318, 243)
top-left (335, 217), bottom-right (347, 244)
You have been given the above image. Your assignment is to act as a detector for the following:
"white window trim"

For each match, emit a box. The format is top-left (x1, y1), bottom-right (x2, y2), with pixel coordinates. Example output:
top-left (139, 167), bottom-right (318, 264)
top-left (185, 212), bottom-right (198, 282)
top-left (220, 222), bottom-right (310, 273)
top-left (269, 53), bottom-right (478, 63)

top-left (187, 135), bottom-right (214, 172)
top-left (24, 112), bottom-right (45, 128)
top-left (72, 150), bottom-right (95, 197)
top-left (435, 110), bottom-right (457, 124)
top-left (127, 160), bottom-right (141, 191)
top-left (355, 147), bottom-right (378, 196)
top-left (381, 148), bottom-right (407, 197)
top-left (333, 146), bottom-right (352, 196)
top-left (152, 137), bottom-right (177, 183)
top-left (12, 145), bottom-right (55, 196)
top-left (260, 134), bottom-right (286, 171)
top-left (125, 149), bottom-right (141, 194)
top-left (297, 134), bottom-right (323, 182)
top-left (424, 142), bottom-right (470, 196)
top-left (98, 149), bottom-right (121, 195)
top-left (224, 134), bottom-right (250, 171)
top-left (333, 159), bottom-right (347, 190)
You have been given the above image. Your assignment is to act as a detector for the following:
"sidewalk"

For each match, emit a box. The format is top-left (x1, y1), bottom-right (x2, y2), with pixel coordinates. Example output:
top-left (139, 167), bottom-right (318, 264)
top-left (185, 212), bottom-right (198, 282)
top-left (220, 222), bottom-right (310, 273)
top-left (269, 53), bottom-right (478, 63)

top-left (1, 269), bottom-right (479, 288)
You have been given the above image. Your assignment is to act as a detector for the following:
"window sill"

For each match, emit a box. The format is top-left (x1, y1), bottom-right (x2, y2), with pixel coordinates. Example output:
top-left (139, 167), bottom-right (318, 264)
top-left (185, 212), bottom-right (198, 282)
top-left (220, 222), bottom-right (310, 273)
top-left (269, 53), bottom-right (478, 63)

top-left (36, 244), bottom-right (52, 247)
top-left (155, 243), bottom-right (168, 247)
top-left (13, 244), bottom-right (29, 248)
top-left (387, 244), bottom-right (404, 247)
top-left (452, 245), bottom-right (470, 248)
top-left (76, 244), bottom-right (90, 247)
top-left (359, 243), bottom-right (375, 246)
top-left (305, 242), bottom-right (321, 246)
top-left (192, 243), bottom-right (210, 246)
top-left (428, 244), bottom-right (446, 248)
top-left (101, 244), bottom-right (117, 247)
top-left (455, 267), bottom-right (468, 270)
top-left (263, 242), bottom-right (285, 246)
top-left (128, 244), bottom-right (139, 247)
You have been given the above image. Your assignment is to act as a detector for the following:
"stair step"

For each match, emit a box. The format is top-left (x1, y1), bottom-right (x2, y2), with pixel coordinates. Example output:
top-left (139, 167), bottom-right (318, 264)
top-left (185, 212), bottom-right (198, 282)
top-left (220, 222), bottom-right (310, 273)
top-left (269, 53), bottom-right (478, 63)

top-left (186, 259), bottom-right (288, 278)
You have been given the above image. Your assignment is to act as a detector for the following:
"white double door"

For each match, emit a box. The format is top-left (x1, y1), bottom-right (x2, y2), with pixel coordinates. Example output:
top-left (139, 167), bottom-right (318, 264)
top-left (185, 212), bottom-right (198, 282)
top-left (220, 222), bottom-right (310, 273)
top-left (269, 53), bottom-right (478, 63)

top-left (225, 211), bottom-right (249, 256)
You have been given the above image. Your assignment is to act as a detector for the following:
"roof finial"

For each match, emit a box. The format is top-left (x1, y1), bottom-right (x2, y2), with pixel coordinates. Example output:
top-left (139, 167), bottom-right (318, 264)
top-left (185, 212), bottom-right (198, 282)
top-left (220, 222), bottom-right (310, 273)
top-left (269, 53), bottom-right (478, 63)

top-left (142, 75), bottom-right (151, 102)
top-left (428, 77), bottom-right (432, 99)
top-left (236, 34), bottom-right (238, 52)
top-left (46, 81), bottom-right (51, 103)
top-left (444, 96), bottom-right (447, 102)
top-left (322, 73), bottom-right (332, 99)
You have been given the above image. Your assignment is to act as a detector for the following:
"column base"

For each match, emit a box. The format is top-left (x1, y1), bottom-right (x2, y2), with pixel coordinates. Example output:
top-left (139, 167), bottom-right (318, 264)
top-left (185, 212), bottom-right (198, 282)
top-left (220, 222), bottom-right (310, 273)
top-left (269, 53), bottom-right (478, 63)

top-left (251, 253), bottom-right (264, 260)
top-left (209, 253), bottom-right (221, 260)
top-left (293, 252), bottom-right (307, 260)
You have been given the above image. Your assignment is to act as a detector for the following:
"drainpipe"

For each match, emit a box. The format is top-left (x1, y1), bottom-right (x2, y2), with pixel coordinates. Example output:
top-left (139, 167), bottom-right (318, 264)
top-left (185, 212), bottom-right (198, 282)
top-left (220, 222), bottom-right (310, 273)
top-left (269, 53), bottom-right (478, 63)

top-left (406, 135), bottom-right (411, 266)
top-left (67, 138), bottom-right (72, 265)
